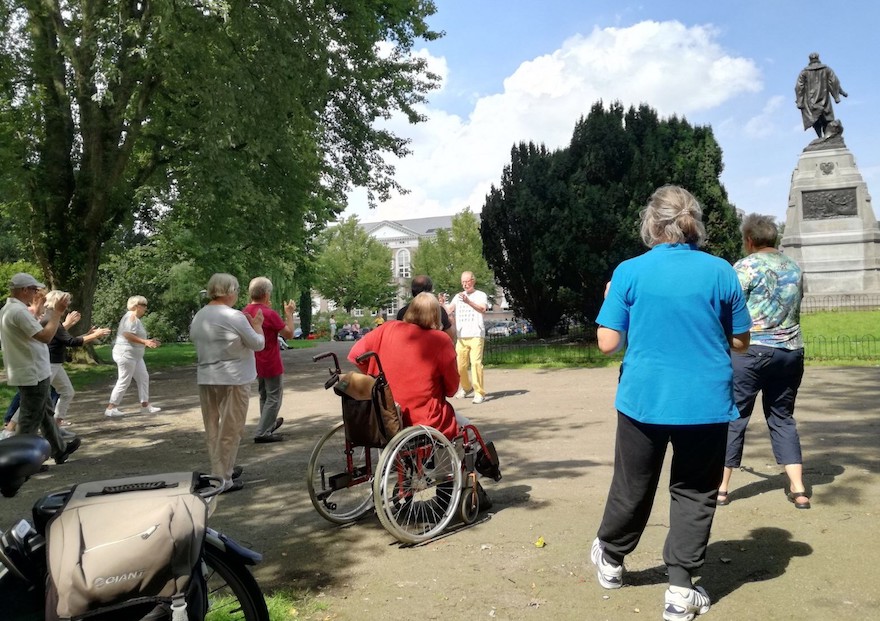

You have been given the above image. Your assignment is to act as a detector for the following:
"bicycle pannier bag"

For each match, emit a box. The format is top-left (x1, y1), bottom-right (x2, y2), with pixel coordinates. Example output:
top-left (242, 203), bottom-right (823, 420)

top-left (44, 472), bottom-right (208, 621)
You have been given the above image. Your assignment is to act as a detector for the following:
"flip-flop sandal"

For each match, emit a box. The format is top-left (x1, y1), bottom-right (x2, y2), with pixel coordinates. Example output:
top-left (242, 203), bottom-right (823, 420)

top-left (716, 490), bottom-right (730, 506)
top-left (787, 490), bottom-right (811, 509)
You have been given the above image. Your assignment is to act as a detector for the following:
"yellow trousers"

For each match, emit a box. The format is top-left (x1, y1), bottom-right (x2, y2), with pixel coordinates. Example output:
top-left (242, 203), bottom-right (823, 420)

top-left (455, 337), bottom-right (485, 397)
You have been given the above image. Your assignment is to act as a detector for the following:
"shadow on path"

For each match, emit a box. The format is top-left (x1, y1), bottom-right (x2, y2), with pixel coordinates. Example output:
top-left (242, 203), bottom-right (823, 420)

top-left (624, 527), bottom-right (813, 603)
top-left (722, 462), bottom-right (845, 505)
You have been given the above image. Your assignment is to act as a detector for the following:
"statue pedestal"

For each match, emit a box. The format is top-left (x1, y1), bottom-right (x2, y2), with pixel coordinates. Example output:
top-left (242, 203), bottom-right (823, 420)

top-left (782, 146), bottom-right (880, 302)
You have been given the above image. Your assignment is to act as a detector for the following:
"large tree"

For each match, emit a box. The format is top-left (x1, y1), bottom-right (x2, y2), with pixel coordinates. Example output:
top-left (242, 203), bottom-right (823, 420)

top-left (411, 209), bottom-right (493, 299)
top-left (313, 217), bottom-right (395, 313)
top-left (0, 0), bottom-right (440, 328)
top-left (482, 102), bottom-right (742, 335)
top-left (481, 143), bottom-right (568, 336)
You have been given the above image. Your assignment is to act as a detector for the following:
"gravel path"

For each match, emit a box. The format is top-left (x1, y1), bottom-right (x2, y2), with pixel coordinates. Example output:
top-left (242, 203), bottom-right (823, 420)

top-left (2, 343), bottom-right (878, 620)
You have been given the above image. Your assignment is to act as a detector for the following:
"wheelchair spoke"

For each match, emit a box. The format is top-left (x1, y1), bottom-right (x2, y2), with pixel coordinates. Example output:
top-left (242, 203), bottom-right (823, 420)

top-left (374, 426), bottom-right (463, 543)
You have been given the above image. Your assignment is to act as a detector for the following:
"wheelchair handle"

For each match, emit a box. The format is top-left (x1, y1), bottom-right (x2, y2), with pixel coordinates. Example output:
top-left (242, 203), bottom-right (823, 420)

top-left (354, 350), bottom-right (385, 375)
top-left (313, 352), bottom-right (341, 375)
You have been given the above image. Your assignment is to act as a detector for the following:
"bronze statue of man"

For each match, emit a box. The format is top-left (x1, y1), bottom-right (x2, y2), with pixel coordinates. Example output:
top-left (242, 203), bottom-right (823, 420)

top-left (795, 52), bottom-right (847, 138)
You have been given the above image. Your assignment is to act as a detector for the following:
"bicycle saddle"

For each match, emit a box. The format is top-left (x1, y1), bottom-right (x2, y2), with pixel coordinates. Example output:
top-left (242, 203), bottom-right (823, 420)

top-left (0, 435), bottom-right (50, 497)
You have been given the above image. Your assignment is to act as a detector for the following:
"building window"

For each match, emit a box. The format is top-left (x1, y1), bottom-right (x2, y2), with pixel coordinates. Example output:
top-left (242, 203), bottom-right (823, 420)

top-left (396, 249), bottom-right (411, 278)
top-left (353, 308), bottom-right (364, 317)
top-left (385, 300), bottom-right (398, 316)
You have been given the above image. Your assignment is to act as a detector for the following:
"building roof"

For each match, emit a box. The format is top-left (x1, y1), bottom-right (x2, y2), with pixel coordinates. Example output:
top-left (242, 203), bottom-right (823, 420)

top-left (361, 215), bottom-right (453, 238)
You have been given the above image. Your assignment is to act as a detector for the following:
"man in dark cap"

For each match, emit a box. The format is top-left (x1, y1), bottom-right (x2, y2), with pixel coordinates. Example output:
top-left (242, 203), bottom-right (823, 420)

top-left (0, 273), bottom-right (81, 464)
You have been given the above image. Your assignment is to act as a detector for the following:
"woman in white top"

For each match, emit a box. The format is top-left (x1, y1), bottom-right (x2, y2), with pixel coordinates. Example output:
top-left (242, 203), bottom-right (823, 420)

top-left (104, 295), bottom-right (161, 417)
top-left (190, 273), bottom-right (264, 493)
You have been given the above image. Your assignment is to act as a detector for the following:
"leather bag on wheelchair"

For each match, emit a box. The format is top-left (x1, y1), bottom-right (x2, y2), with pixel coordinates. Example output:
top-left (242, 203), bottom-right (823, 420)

top-left (334, 371), bottom-right (402, 448)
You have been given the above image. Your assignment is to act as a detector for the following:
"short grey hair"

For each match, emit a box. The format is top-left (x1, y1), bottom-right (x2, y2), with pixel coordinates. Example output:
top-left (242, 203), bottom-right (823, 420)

top-left (206, 273), bottom-right (240, 300)
top-left (126, 295), bottom-right (147, 310)
top-left (248, 276), bottom-right (273, 300)
top-left (740, 213), bottom-right (778, 249)
top-left (639, 185), bottom-right (706, 248)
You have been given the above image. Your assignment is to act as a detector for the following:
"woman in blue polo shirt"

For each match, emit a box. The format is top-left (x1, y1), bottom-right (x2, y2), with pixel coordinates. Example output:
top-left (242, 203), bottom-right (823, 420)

top-left (589, 185), bottom-right (752, 621)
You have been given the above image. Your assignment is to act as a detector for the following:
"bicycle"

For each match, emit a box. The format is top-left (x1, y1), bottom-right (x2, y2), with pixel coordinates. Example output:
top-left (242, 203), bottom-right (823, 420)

top-left (0, 434), bottom-right (270, 620)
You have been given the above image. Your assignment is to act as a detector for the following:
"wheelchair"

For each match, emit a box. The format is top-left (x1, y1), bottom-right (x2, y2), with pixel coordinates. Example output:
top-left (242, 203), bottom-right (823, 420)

top-left (307, 351), bottom-right (499, 544)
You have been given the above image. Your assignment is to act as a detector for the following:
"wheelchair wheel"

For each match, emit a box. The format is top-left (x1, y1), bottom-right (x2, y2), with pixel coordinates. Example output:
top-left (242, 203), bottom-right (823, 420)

top-left (459, 481), bottom-right (480, 525)
top-left (307, 421), bottom-right (377, 524)
top-left (373, 426), bottom-right (462, 543)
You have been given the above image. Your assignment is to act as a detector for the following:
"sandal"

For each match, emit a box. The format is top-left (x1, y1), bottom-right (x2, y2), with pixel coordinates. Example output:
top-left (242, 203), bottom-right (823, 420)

top-left (716, 490), bottom-right (730, 507)
top-left (787, 489), bottom-right (811, 510)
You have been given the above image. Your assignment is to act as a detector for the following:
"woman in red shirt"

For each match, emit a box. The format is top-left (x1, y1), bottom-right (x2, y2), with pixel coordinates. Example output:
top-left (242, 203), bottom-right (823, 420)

top-left (349, 293), bottom-right (460, 440)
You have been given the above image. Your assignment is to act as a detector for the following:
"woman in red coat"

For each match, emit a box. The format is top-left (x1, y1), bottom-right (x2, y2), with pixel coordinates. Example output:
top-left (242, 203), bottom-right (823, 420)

top-left (349, 292), bottom-right (500, 484)
top-left (349, 293), bottom-right (460, 439)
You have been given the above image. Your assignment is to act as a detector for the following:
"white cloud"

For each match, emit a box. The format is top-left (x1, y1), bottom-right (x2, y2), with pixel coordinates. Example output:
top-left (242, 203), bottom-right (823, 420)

top-left (744, 95), bottom-right (785, 138)
top-left (344, 20), bottom-right (762, 222)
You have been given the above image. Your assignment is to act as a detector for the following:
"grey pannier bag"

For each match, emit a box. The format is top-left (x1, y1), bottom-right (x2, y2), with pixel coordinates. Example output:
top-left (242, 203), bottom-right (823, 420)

top-left (44, 472), bottom-right (209, 621)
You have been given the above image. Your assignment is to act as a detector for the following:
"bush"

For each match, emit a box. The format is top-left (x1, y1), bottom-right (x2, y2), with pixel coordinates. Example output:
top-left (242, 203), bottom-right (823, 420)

top-left (142, 313), bottom-right (178, 344)
top-left (0, 260), bottom-right (44, 290)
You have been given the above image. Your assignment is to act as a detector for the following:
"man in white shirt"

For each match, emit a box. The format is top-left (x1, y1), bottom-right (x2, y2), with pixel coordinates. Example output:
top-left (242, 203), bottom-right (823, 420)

top-left (0, 273), bottom-right (81, 463)
top-left (446, 271), bottom-right (488, 404)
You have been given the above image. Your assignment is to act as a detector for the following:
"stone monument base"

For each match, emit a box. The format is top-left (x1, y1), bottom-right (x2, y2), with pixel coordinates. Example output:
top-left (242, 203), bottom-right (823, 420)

top-left (782, 146), bottom-right (880, 297)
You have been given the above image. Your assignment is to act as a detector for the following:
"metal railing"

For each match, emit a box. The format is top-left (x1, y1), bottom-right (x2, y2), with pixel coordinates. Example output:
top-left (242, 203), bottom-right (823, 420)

top-left (484, 330), bottom-right (880, 364)
top-left (801, 294), bottom-right (880, 313)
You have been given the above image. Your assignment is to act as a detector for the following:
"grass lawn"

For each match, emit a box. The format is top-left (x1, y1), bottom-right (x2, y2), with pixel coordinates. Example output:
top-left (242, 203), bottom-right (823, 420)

top-left (800, 309), bottom-right (880, 337)
top-left (487, 310), bottom-right (880, 368)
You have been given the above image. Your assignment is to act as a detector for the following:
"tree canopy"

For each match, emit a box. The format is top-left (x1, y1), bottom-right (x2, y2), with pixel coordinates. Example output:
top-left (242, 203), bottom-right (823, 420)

top-left (481, 102), bottom-right (742, 336)
top-left (0, 0), bottom-right (440, 329)
top-left (313, 217), bottom-right (395, 313)
top-left (411, 209), bottom-right (494, 300)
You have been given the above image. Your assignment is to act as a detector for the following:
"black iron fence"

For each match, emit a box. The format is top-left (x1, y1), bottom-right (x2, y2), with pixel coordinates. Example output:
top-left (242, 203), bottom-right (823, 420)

top-left (803, 335), bottom-right (880, 361)
top-left (485, 330), bottom-right (880, 364)
top-left (801, 294), bottom-right (880, 313)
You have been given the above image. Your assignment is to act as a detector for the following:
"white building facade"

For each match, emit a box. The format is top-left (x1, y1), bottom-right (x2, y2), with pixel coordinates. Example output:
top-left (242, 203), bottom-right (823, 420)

top-left (313, 215), bottom-right (510, 320)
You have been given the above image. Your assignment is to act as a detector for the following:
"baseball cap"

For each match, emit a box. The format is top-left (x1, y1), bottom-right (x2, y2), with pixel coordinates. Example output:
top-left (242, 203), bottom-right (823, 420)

top-left (9, 273), bottom-right (46, 289)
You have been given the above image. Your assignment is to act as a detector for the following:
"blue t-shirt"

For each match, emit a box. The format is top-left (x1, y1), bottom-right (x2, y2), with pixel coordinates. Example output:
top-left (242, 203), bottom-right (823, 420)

top-left (596, 244), bottom-right (752, 425)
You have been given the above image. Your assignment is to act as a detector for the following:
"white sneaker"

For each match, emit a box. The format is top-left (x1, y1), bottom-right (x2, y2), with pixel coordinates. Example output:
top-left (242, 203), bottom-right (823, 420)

top-left (104, 408), bottom-right (126, 417)
top-left (140, 405), bottom-right (161, 415)
top-left (454, 388), bottom-right (468, 399)
top-left (663, 586), bottom-right (711, 621)
top-left (590, 537), bottom-right (624, 589)
top-left (472, 394), bottom-right (485, 404)
top-left (0, 429), bottom-right (14, 440)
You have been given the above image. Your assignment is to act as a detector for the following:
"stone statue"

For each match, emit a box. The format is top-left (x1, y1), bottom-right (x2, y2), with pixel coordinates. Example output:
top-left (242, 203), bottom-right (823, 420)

top-left (795, 53), bottom-right (847, 138)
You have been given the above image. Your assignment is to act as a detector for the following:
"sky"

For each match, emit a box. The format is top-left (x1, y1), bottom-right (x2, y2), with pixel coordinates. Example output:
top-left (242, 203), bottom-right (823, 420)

top-left (342, 1), bottom-right (880, 227)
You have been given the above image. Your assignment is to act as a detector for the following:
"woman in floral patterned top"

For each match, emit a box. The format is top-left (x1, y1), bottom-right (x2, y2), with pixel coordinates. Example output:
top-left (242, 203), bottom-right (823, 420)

top-left (718, 214), bottom-right (810, 510)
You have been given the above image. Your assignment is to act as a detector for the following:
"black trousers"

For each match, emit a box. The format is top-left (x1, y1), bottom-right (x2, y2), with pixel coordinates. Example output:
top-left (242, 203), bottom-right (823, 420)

top-left (18, 377), bottom-right (66, 457)
top-left (597, 411), bottom-right (727, 587)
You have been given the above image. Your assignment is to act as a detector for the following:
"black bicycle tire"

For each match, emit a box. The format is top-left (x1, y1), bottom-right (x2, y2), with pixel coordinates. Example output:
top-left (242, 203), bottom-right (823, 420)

top-left (203, 545), bottom-right (270, 621)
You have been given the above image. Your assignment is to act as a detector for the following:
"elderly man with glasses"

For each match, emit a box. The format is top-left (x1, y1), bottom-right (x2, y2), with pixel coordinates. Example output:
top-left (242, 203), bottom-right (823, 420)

top-left (446, 271), bottom-right (489, 404)
top-left (0, 273), bottom-right (82, 464)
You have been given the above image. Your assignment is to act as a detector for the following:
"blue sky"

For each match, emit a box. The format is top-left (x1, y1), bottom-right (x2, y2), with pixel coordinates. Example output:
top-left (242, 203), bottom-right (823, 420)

top-left (343, 1), bottom-right (880, 226)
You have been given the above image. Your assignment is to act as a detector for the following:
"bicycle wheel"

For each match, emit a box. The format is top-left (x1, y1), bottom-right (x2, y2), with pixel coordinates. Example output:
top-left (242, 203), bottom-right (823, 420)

top-left (307, 421), bottom-right (377, 524)
top-left (373, 426), bottom-right (462, 544)
top-left (203, 545), bottom-right (270, 621)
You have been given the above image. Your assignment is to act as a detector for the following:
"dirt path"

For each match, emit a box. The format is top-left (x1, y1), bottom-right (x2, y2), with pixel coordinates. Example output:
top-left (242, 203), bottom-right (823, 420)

top-left (2, 343), bottom-right (878, 620)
